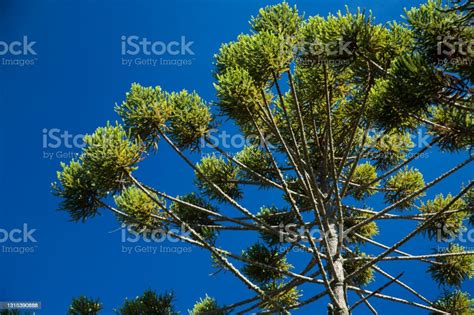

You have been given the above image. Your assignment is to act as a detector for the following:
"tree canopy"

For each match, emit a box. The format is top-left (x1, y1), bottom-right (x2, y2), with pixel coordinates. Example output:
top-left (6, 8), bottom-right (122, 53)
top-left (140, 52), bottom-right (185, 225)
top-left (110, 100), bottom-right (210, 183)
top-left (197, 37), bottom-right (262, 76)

top-left (53, 1), bottom-right (473, 314)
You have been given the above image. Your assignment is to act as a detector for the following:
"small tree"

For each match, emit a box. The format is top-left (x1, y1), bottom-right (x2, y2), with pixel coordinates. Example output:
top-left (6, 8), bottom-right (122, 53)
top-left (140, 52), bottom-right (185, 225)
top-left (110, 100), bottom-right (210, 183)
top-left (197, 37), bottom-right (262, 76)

top-left (66, 291), bottom-right (176, 315)
top-left (54, 1), bottom-right (473, 314)
top-left (68, 296), bottom-right (102, 315)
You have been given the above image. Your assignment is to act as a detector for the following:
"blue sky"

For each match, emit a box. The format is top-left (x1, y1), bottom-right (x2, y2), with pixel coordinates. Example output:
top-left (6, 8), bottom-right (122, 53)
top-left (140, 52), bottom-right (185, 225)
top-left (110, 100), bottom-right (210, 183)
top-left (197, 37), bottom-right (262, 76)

top-left (0, 0), bottom-right (472, 314)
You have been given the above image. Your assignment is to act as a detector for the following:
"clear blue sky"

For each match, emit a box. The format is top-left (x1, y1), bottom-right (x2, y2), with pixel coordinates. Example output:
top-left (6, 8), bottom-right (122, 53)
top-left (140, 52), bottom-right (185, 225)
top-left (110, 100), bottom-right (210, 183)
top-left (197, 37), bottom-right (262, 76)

top-left (0, 0), bottom-right (472, 314)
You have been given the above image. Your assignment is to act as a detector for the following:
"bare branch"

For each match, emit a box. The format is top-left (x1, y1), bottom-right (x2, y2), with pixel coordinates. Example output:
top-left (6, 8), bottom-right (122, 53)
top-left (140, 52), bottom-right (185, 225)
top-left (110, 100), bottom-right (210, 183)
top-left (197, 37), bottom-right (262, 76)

top-left (349, 272), bottom-right (404, 312)
top-left (346, 182), bottom-right (473, 284)
top-left (344, 156), bottom-right (473, 236)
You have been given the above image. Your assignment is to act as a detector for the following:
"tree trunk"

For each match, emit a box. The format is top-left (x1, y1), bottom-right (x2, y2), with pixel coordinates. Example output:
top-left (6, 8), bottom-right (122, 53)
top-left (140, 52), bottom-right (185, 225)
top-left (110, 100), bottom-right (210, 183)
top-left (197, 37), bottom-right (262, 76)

top-left (327, 222), bottom-right (349, 315)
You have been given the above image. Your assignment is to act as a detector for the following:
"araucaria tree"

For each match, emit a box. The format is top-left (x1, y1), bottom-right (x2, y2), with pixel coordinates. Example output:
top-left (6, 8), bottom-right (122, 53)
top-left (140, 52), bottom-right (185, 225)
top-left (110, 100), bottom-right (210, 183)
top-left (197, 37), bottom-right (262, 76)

top-left (54, 1), bottom-right (473, 314)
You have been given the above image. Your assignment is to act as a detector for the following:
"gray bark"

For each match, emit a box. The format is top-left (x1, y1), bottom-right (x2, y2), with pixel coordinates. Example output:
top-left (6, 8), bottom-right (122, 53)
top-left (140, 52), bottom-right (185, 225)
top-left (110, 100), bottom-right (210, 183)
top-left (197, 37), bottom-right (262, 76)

top-left (327, 223), bottom-right (349, 315)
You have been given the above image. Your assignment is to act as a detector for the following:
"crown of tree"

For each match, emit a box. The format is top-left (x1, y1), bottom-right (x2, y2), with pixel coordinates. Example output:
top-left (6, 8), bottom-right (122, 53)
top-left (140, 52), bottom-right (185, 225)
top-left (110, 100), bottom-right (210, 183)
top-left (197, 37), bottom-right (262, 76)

top-left (53, 1), bottom-right (473, 314)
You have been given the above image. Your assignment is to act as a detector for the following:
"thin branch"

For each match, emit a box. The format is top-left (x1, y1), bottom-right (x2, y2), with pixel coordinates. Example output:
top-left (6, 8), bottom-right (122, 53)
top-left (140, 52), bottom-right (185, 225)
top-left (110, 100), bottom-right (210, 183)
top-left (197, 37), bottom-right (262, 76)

top-left (355, 292), bottom-right (378, 315)
top-left (346, 182), bottom-right (473, 284)
top-left (344, 246), bottom-right (433, 305)
top-left (246, 105), bottom-right (340, 307)
top-left (158, 131), bottom-right (293, 243)
top-left (346, 285), bottom-right (449, 314)
top-left (354, 233), bottom-right (443, 266)
top-left (346, 251), bottom-right (474, 262)
top-left (128, 173), bottom-right (265, 295)
top-left (349, 272), bottom-right (404, 312)
top-left (344, 156), bottom-right (473, 237)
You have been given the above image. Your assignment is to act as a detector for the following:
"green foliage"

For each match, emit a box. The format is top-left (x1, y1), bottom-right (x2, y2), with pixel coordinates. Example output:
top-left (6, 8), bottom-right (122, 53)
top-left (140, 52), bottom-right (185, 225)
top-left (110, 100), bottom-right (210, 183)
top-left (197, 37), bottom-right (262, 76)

top-left (428, 243), bottom-right (474, 287)
top-left (261, 282), bottom-right (301, 313)
top-left (381, 21), bottom-right (415, 67)
top-left (343, 249), bottom-right (375, 286)
top-left (68, 296), bottom-right (102, 315)
top-left (116, 85), bottom-right (212, 151)
top-left (256, 206), bottom-right (296, 246)
top-left (54, 2), bottom-right (474, 313)
top-left (431, 290), bottom-right (474, 315)
top-left (299, 9), bottom-right (365, 65)
top-left (53, 123), bottom-right (143, 222)
top-left (297, 6), bottom-right (412, 86)
top-left (195, 154), bottom-right (242, 202)
top-left (367, 54), bottom-right (443, 130)
top-left (171, 193), bottom-right (217, 242)
top-left (114, 185), bottom-right (165, 231)
top-left (235, 145), bottom-right (276, 184)
top-left (290, 66), bottom-right (329, 121)
top-left (115, 84), bottom-right (171, 149)
top-left (384, 167), bottom-right (425, 210)
top-left (464, 187), bottom-right (474, 226)
top-left (430, 105), bottom-right (473, 152)
top-left (81, 123), bottom-right (142, 192)
top-left (167, 91), bottom-right (212, 151)
top-left (215, 31), bottom-right (293, 86)
top-left (53, 160), bottom-right (104, 221)
top-left (344, 210), bottom-right (379, 243)
top-left (251, 2), bottom-right (302, 38)
top-left (189, 295), bottom-right (227, 315)
top-left (242, 243), bottom-right (291, 284)
top-left (118, 290), bottom-right (177, 315)
top-left (368, 131), bottom-right (414, 170)
top-left (419, 193), bottom-right (468, 240)
top-left (366, 0), bottom-right (472, 133)
top-left (364, 0), bottom-right (473, 134)
top-left (406, 0), bottom-right (473, 79)
top-left (347, 162), bottom-right (379, 200)
top-left (214, 67), bottom-right (268, 126)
